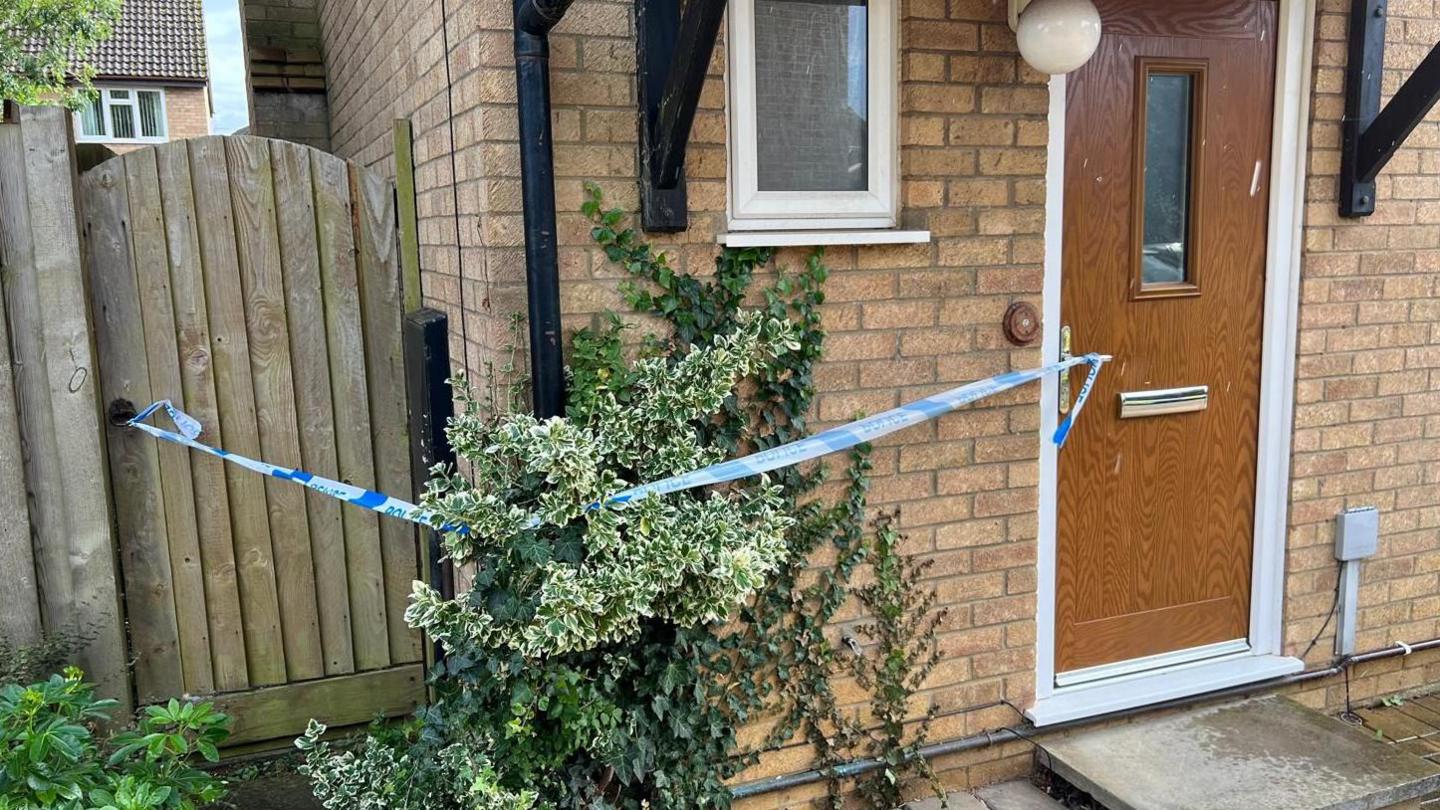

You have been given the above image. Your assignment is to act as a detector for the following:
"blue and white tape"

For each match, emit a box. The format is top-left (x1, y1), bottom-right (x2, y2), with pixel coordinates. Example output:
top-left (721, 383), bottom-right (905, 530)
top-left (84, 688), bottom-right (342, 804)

top-left (128, 353), bottom-right (1109, 530)
top-left (603, 352), bottom-right (1108, 507)
top-left (127, 400), bottom-right (436, 524)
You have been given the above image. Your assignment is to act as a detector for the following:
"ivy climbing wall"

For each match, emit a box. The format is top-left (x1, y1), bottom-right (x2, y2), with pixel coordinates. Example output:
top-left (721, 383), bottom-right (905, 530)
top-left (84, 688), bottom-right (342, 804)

top-left (244, 0), bottom-right (1440, 800)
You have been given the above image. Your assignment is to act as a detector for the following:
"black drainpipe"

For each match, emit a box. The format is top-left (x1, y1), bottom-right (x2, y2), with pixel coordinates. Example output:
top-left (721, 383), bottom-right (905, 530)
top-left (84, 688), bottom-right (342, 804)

top-left (514, 0), bottom-right (576, 419)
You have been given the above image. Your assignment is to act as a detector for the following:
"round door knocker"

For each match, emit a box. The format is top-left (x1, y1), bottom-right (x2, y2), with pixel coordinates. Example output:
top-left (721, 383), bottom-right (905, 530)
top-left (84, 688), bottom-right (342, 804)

top-left (1002, 301), bottom-right (1042, 346)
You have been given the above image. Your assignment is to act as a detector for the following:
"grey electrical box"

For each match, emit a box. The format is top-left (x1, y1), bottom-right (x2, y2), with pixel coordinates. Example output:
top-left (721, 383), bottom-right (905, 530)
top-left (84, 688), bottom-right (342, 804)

top-left (1335, 506), bottom-right (1380, 561)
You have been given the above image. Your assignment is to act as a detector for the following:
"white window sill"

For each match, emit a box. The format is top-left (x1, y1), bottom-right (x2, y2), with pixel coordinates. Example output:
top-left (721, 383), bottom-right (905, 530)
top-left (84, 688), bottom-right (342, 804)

top-left (717, 229), bottom-right (932, 248)
top-left (1026, 653), bottom-right (1304, 727)
top-left (75, 137), bottom-right (169, 145)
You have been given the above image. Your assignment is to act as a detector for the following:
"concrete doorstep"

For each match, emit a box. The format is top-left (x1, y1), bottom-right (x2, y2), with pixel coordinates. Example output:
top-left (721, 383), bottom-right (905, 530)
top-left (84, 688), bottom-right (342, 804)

top-left (1038, 696), bottom-right (1440, 810)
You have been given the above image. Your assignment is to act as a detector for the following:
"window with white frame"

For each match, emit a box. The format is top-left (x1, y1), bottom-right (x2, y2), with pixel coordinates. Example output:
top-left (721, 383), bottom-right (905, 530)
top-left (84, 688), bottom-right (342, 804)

top-left (727, 0), bottom-right (897, 231)
top-left (75, 87), bottom-right (168, 143)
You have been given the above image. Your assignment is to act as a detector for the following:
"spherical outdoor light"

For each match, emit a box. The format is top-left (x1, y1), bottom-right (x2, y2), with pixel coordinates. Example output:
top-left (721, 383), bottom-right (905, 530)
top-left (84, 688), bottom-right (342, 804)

top-left (1010, 0), bottom-right (1103, 76)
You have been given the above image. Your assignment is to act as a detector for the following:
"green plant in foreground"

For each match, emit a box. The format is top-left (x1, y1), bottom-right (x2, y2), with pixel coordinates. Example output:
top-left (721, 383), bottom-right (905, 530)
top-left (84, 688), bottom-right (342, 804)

top-left (583, 184), bottom-right (879, 799)
top-left (395, 305), bottom-right (804, 806)
top-left (0, 668), bottom-right (229, 810)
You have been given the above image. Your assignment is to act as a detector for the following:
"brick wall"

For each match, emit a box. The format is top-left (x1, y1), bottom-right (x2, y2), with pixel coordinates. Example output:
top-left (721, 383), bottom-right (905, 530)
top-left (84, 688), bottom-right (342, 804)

top-left (242, 0), bottom-right (322, 50)
top-left (301, 0), bottom-right (1049, 796)
top-left (250, 91), bottom-right (330, 149)
top-left (263, 0), bottom-right (1440, 801)
top-left (165, 86), bottom-right (210, 140)
top-left (1283, 0), bottom-right (1440, 710)
top-left (241, 0), bottom-right (331, 149)
top-left (297, 0), bottom-right (522, 384)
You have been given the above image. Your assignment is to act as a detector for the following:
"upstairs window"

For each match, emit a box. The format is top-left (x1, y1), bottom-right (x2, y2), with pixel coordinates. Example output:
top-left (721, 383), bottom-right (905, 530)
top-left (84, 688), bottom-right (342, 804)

top-left (76, 87), bottom-right (168, 143)
top-left (727, 0), bottom-right (897, 231)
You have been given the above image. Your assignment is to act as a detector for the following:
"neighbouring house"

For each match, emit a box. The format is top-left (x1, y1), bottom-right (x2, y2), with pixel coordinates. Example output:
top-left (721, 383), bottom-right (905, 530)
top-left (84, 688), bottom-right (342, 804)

top-left (238, 0), bottom-right (1440, 802)
top-left (72, 0), bottom-right (211, 153)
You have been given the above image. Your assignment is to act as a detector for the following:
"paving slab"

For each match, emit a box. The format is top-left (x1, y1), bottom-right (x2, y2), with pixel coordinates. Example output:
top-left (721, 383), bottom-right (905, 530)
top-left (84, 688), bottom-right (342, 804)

top-left (975, 779), bottom-right (1066, 809)
top-left (1041, 696), bottom-right (1440, 810)
top-left (905, 792), bottom-right (988, 810)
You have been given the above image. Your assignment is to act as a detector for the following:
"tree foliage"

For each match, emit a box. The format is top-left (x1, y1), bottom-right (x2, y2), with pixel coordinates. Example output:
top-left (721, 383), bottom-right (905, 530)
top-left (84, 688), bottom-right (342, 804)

top-left (0, 0), bottom-right (121, 108)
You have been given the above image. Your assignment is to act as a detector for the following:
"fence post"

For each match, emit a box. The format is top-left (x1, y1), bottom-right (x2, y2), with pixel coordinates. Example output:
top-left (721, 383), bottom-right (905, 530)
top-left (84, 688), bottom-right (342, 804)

top-left (393, 120), bottom-right (423, 315)
top-left (0, 116), bottom-right (42, 647)
top-left (403, 308), bottom-right (456, 670)
top-left (0, 106), bottom-right (129, 710)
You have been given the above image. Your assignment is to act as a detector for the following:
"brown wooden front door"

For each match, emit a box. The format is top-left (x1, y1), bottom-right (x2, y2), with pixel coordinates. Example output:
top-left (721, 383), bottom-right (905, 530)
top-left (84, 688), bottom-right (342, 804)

top-left (1055, 0), bottom-right (1279, 674)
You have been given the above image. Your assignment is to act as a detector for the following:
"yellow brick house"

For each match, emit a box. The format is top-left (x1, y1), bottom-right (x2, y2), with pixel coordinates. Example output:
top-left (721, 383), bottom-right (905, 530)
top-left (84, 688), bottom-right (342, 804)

top-left (238, 0), bottom-right (1440, 802)
top-left (71, 0), bottom-right (212, 154)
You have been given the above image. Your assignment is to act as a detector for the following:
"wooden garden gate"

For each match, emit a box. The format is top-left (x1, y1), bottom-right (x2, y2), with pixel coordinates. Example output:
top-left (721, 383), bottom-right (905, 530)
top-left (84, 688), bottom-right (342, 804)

top-left (80, 135), bottom-right (424, 748)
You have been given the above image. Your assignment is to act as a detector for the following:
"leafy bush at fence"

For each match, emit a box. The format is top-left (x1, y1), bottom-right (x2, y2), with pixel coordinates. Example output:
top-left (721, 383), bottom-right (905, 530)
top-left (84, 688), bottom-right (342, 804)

top-left (406, 309), bottom-right (800, 659)
top-left (0, 668), bottom-right (229, 810)
top-left (299, 185), bottom-right (947, 808)
top-left (401, 309), bottom-right (802, 807)
top-left (297, 719), bottom-right (535, 810)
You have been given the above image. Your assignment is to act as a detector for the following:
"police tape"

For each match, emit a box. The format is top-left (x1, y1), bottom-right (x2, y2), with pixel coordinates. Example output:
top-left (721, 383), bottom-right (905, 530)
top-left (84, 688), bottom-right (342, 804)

top-left (128, 352), bottom-right (1110, 530)
top-left (127, 400), bottom-right (432, 524)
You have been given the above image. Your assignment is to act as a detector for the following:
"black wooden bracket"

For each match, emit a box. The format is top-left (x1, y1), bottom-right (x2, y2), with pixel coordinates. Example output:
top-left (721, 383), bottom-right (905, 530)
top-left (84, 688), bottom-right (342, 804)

top-left (637, 0), bottom-right (727, 232)
top-left (1341, 0), bottom-right (1440, 217)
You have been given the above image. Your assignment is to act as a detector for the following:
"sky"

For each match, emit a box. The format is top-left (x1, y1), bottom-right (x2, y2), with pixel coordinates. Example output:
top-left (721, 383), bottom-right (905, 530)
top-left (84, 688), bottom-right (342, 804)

top-left (204, 0), bottom-right (249, 134)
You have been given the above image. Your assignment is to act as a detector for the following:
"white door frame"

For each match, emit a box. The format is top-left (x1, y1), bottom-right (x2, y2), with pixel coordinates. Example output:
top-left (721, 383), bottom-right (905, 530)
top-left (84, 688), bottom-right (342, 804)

top-left (1029, 0), bottom-right (1318, 727)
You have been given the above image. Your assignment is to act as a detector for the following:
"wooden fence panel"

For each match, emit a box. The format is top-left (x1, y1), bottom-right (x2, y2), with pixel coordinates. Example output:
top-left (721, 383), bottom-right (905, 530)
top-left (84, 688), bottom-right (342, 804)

top-left (0, 124), bottom-right (41, 650)
top-left (0, 107), bottom-right (128, 710)
top-left (226, 137), bottom-right (324, 682)
top-left (81, 157), bottom-right (185, 702)
top-left (312, 151), bottom-right (391, 672)
top-left (121, 149), bottom-right (215, 695)
top-left (77, 133), bottom-right (422, 746)
top-left (353, 165), bottom-right (422, 663)
top-left (189, 136), bottom-right (288, 688)
top-left (271, 141), bottom-right (354, 676)
top-left (154, 140), bottom-right (251, 692)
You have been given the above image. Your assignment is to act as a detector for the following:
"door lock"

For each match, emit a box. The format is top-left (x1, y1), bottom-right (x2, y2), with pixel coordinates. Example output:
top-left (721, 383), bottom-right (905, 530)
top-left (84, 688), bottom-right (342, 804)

top-left (1059, 325), bottom-right (1073, 415)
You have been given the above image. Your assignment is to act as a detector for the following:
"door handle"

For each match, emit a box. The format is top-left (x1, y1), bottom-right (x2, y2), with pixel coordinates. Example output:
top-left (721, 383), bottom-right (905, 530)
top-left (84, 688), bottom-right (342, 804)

top-left (1119, 386), bottom-right (1209, 418)
top-left (1058, 325), bottom-right (1073, 415)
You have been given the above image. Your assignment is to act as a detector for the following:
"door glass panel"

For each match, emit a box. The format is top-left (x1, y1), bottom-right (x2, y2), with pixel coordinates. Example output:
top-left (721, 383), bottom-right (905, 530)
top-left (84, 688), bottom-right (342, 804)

top-left (754, 0), bottom-right (869, 192)
top-left (1140, 73), bottom-right (1194, 286)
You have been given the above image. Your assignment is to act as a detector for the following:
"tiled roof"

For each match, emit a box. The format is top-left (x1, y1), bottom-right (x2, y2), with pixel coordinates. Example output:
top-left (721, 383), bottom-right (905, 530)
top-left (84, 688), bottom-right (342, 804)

top-left (89, 0), bottom-right (209, 82)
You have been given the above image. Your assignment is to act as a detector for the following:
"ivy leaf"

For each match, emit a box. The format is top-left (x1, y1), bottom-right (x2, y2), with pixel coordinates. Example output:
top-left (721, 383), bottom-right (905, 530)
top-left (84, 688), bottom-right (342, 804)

top-left (488, 589), bottom-right (522, 622)
top-left (513, 534), bottom-right (553, 566)
top-left (553, 532), bottom-right (584, 564)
